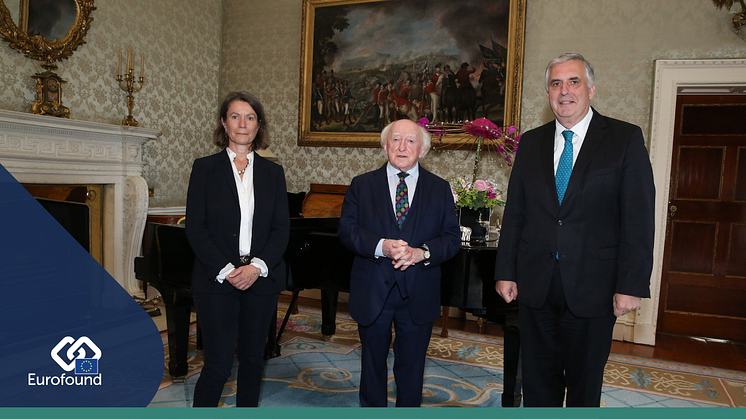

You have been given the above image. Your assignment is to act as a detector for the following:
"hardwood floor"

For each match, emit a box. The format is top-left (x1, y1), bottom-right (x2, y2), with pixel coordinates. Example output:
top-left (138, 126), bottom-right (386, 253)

top-left (282, 294), bottom-right (746, 373)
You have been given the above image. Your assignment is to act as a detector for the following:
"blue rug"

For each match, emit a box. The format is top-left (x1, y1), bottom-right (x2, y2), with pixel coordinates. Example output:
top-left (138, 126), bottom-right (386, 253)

top-left (149, 305), bottom-right (746, 408)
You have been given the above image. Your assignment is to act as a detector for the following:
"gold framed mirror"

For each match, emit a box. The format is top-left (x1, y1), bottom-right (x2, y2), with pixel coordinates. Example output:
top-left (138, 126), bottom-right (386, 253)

top-left (0, 0), bottom-right (96, 63)
top-left (0, 0), bottom-right (95, 117)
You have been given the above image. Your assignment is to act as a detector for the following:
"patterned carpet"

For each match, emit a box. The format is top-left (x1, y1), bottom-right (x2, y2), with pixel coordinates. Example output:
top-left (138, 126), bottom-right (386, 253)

top-left (149, 304), bottom-right (746, 408)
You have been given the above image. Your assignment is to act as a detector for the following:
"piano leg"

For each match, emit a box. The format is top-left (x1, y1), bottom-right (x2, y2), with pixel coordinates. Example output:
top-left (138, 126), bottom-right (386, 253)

top-left (320, 290), bottom-right (338, 340)
top-left (161, 288), bottom-right (193, 379)
top-left (500, 313), bottom-right (522, 407)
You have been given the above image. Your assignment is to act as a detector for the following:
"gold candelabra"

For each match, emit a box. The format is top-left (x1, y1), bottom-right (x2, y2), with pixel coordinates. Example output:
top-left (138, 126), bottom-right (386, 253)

top-left (116, 45), bottom-right (145, 127)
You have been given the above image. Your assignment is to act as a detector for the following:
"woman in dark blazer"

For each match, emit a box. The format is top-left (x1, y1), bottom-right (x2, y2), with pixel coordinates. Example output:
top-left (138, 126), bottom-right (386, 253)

top-left (186, 91), bottom-right (289, 407)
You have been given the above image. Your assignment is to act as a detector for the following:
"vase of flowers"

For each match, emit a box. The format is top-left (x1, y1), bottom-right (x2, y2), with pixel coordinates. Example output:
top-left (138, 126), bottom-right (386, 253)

top-left (450, 176), bottom-right (505, 243)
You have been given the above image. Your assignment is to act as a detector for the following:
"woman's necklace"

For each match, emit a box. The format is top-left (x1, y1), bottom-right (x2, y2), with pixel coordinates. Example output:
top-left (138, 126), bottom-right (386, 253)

top-left (237, 160), bottom-right (249, 175)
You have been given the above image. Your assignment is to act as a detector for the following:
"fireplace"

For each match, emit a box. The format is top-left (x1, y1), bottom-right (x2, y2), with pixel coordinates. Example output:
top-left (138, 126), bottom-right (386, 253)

top-left (0, 109), bottom-right (159, 296)
top-left (24, 184), bottom-right (103, 265)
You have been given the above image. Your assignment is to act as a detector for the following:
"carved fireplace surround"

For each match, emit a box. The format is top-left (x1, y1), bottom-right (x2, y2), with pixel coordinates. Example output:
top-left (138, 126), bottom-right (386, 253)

top-left (0, 109), bottom-right (159, 296)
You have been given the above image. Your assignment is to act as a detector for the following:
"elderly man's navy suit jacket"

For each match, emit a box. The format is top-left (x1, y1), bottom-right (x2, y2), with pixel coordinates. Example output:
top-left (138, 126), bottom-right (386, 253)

top-left (338, 164), bottom-right (461, 326)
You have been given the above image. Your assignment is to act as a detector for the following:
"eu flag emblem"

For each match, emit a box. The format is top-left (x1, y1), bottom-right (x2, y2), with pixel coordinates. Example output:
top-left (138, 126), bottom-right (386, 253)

top-left (75, 358), bottom-right (98, 374)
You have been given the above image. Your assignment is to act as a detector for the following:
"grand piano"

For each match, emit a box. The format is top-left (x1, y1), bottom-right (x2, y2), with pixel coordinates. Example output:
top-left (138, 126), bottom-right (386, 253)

top-left (134, 222), bottom-right (201, 379)
top-left (135, 184), bottom-right (520, 406)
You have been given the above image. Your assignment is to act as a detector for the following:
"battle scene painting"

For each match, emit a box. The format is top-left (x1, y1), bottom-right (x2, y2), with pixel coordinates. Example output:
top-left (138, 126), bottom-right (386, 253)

top-left (298, 0), bottom-right (526, 148)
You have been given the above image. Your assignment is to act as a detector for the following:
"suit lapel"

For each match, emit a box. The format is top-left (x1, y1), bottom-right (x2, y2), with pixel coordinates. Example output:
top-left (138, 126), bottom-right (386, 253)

top-left (252, 154), bottom-right (269, 247)
top-left (403, 166), bottom-right (430, 231)
top-left (409, 167), bottom-right (428, 214)
top-left (538, 123), bottom-right (560, 208)
top-left (219, 149), bottom-right (240, 205)
top-left (563, 111), bottom-right (607, 205)
top-left (253, 153), bottom-right (267, 211)
top-left (373, 165), bottom-right (398, 231)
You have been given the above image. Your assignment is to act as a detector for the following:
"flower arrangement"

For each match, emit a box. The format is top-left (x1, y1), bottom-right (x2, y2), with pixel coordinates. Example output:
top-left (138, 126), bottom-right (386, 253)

top-left (419, 117), bottom-right (520, 162)
top-left (462, 117), bottom-right (520, 166)
top-left (450, 176), bottom-right (505, 210)
top-left (418, 117), bottom-right (520, 182)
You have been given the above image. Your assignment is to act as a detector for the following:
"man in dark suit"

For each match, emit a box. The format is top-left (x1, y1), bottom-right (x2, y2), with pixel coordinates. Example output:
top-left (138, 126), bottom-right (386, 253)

top-left (494, 53), bottom-right (655, 406)
top-left (338, 119), bottom-right (460, 407)
top-left (186, 92), bottom-right (289, 407)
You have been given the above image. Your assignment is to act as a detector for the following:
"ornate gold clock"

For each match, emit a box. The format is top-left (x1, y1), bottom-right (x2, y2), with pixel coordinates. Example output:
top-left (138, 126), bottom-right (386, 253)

top-left (31, 66), bottom-right (70, 118)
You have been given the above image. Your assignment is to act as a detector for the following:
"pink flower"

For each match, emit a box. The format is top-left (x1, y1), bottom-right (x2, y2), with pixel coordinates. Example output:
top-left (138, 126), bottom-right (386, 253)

top-left (488, 185), bottom-right (495, 193)
top-left (463, 118), bottom-right (500, 139)
top-left (474, 179), bottom-right (488, 191)
top-left (487, 192), bottom-right (497, 199)
top-left (451, 190), bottom-right (459, 203)
top-left (417, 117), bottom-right (429, 130)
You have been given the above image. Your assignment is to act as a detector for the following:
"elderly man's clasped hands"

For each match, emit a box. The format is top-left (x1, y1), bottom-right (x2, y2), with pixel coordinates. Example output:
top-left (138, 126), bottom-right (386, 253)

top-left (382, 239), bottom-right (424, 270)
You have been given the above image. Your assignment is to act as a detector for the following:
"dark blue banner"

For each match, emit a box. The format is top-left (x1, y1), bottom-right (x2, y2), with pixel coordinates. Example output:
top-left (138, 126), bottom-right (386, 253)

top-left (0, 163), bottom-right (163, 406)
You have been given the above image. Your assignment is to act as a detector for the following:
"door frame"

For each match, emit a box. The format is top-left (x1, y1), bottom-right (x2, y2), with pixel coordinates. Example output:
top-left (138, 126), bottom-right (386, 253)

top-left (632, 59), bottom-right (746, 345)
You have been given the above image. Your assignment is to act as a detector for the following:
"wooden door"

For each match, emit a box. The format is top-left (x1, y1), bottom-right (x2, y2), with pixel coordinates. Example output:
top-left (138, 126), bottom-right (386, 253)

top-left (657, 95), bottom-right (746, 342)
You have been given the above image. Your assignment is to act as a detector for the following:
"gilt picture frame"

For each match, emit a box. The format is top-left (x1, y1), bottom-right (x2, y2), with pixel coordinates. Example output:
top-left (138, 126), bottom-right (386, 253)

top-left (26, 0), bottom-right (78, 41)
top-left (0, 0), bottom-right (96, 63)
top-left (298, 0), bottom-right (526, 149)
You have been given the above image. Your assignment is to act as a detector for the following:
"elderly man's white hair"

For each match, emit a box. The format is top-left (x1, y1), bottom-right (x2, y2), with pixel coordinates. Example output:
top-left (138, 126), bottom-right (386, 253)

top-left (380, 119), bottom-right (432, 158)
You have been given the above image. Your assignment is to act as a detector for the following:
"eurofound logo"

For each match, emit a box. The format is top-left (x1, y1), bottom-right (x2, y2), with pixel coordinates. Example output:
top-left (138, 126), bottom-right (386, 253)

top-left (28, 336), bottom-right (103, 386)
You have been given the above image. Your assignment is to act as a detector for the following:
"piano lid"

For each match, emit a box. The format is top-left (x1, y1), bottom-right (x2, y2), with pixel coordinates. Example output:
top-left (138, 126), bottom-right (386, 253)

top-left (301, 183), bottom-right (348, 218)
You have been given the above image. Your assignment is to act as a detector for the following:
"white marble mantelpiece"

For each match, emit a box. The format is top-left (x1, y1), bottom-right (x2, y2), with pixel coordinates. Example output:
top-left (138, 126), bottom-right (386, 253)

top-left (0, 109), bottom-right (160, 296)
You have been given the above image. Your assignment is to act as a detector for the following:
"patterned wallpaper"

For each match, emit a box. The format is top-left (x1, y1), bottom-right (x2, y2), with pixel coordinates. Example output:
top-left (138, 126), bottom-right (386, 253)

top-left (2, 0), bottom-right (745, 209)
top-left (0, 0), bottom-right (223, 207)
top-left (220, 0), bottom-right (746, 212)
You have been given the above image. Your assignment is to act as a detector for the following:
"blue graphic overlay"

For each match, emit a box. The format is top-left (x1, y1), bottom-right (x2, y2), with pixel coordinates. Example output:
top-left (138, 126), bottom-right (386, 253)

top-left (0, 163), bottom-right (164, 406)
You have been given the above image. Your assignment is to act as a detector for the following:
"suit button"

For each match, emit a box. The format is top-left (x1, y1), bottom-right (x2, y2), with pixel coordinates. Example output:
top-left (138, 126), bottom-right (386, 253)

top-left (558, 219), bottom-right (563, 225)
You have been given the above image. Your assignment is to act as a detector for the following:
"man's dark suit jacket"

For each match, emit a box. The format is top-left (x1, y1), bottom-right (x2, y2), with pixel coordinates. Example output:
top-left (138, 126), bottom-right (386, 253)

top-left (185, 149), bottom-right (289, 295)
top-left (338, 164), bottom-right (461, 326)
top-left (495, 109), bottom-right (655, 318)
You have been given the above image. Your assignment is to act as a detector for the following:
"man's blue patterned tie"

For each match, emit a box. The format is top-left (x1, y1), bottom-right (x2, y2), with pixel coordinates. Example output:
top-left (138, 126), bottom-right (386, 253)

top-left (395, 172), bottom-right (409, 229)
top-left (556, 130), bottom-right (574, 205)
